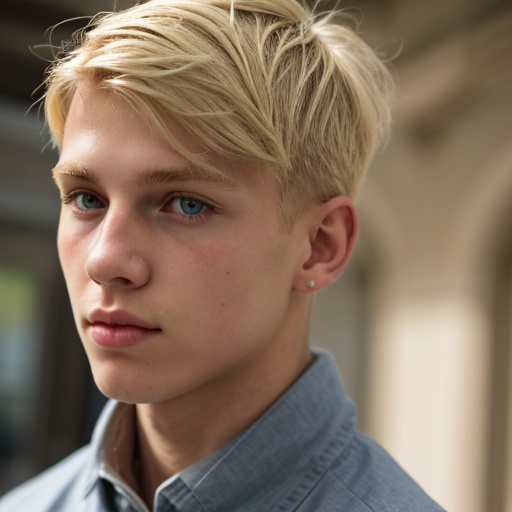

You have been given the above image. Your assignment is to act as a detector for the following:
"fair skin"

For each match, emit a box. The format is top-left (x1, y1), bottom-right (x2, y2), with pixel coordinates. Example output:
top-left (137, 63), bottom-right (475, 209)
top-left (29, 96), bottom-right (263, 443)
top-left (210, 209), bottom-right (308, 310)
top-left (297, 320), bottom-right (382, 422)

top-left (54, 83), bottom-right (357, 508)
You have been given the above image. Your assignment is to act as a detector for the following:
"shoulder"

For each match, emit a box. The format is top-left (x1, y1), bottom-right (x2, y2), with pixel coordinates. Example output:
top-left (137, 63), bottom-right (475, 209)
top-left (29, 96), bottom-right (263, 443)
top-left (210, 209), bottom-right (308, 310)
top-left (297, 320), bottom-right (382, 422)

top-left (296, 432), bottom-right (446, 512)
top-left (0, 445), bottom-right (92, 512)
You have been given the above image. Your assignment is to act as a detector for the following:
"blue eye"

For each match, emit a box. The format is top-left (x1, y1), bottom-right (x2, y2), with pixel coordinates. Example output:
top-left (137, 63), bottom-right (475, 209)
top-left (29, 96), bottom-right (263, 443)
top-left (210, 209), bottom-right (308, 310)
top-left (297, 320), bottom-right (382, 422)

top-left (172, 197), bottom-right (207, 216)
top-left (75, 193), bottom-right (103, 210)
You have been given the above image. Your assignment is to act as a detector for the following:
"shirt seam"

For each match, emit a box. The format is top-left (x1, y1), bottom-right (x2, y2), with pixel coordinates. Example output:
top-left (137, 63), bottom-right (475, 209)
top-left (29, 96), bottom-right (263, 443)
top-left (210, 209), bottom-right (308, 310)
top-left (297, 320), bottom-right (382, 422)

top-left (276, 424), bottom-right (354, 512)
top-left (329, 471), bottom-right (377, 512)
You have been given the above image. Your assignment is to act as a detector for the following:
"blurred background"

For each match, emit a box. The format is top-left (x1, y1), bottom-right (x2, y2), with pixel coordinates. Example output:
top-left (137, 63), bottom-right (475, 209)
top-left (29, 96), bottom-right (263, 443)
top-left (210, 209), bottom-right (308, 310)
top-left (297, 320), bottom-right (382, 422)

top-left (0, 0), bottom-right (511, 510)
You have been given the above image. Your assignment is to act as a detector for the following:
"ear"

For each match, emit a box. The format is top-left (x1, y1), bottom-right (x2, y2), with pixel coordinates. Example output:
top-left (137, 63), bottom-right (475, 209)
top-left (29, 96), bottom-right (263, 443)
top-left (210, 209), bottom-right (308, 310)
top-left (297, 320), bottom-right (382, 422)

top-left (294, 196), bottom-right (358, 293)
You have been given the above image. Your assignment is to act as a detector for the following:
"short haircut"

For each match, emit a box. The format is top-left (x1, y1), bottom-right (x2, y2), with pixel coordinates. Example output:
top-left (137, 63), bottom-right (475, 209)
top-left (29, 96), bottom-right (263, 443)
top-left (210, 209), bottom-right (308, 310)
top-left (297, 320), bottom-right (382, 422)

top-left (44, 0), bottom-right (394, 224)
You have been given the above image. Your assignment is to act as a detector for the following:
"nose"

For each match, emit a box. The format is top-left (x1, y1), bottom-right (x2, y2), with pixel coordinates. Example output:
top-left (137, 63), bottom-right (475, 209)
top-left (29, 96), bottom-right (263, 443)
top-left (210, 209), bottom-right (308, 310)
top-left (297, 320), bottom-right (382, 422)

top-left (84, 208), bottom-right (150, 289)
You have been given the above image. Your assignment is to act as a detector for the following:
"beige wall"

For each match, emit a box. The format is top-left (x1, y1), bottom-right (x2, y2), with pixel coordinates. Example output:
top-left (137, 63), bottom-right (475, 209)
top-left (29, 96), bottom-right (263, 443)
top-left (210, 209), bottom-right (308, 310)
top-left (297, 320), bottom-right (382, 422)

top-left (313, 8), bottom-right (512, 508)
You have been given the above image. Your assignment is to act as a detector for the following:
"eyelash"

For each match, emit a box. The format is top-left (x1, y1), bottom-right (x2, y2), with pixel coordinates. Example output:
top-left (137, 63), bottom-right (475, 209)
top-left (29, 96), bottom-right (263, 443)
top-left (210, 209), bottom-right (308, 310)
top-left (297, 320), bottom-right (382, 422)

top-left (60, 190), bottom-right (215, 222)
top-left (60, 191), bottom-right (105, 211)
top-left (165, 193), bottom-right (214, 222)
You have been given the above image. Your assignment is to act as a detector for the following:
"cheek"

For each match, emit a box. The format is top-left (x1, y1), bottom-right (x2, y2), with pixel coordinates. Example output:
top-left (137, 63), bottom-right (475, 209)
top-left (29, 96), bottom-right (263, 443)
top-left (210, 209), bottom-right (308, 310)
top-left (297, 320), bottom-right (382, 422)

top-left (162, 240), bottom-right (246, 307)
top-left (179, 238), bottom-right (259, 289)
top-left (167, 237), bottom-right (291, 329)
top-left (57, 221), bottom-right (87, 289)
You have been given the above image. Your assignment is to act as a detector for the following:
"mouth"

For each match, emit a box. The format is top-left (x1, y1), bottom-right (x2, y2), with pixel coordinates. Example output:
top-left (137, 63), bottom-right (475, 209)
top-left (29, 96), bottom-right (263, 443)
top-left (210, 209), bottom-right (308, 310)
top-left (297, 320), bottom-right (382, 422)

top-left (87, 309), bottom-right (162, 348)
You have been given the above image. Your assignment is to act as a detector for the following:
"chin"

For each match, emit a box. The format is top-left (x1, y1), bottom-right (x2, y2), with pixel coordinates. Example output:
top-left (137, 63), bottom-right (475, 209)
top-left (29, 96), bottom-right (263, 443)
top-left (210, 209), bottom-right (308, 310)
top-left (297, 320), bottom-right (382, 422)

top-left (90, 356), bottom-right (201, 405)
top-left (90, 359), bottom-right (162, 404)
top-left (94, 378), bottom-right (173, 405)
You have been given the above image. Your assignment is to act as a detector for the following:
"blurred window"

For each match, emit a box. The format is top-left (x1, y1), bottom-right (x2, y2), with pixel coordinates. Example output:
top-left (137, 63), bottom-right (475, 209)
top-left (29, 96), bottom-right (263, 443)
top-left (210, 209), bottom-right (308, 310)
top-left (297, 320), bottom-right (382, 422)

top-left (0, 260), bottom-right (43, 493)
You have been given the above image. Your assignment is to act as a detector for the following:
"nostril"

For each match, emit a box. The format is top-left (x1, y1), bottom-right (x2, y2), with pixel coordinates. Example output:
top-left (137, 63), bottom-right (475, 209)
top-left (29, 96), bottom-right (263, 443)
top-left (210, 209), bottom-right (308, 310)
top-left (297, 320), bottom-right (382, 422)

top-left (112, 277), bottom-right (134, 286)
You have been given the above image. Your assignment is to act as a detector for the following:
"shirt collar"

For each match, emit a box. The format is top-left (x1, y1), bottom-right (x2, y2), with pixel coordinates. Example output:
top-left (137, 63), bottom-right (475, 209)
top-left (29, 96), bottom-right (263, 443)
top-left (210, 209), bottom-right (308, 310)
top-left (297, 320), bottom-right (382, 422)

top-left (82, 399), bottom-right (115, 497)
top-left (83, 398), bottom-right (132, 497)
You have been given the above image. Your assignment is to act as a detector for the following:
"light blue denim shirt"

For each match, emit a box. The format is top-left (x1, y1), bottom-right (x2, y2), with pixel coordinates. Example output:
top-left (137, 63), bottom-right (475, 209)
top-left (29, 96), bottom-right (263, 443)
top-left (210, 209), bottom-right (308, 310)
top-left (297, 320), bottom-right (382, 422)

top-left (0, 350), bottom-right (446, 511)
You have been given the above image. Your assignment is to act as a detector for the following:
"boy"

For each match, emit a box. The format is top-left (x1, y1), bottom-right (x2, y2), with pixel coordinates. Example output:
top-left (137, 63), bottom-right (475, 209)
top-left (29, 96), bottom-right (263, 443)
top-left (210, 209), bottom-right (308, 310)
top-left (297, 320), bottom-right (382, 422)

top-left (0, 0), bottom-right (445, 510)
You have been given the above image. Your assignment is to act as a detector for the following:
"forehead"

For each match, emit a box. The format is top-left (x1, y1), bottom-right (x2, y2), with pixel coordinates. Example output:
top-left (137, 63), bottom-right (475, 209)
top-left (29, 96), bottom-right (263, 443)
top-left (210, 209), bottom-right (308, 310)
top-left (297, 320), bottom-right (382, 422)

top-left (57, 84), bottom-right (279, 195)
top-left (60, 85), bottom-right (216, 173)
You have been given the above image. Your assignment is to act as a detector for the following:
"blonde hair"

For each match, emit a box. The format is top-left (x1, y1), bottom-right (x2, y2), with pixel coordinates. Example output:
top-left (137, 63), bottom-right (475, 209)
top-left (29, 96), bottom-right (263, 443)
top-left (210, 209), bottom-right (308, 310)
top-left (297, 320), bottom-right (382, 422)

top-left (45, 0), bottom-right (394, 223)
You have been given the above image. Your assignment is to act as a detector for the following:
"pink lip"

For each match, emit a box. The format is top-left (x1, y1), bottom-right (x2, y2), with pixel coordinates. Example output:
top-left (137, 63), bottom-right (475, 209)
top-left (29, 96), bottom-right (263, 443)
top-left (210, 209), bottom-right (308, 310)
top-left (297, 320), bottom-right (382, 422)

top-left (87, 309), bottom-right (161, 348)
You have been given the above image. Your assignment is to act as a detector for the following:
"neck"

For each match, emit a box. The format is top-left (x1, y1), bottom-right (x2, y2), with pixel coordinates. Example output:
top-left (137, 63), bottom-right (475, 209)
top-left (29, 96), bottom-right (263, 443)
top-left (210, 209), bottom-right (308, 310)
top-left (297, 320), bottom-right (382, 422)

top-left (134, 297), bottom-right (313, 509)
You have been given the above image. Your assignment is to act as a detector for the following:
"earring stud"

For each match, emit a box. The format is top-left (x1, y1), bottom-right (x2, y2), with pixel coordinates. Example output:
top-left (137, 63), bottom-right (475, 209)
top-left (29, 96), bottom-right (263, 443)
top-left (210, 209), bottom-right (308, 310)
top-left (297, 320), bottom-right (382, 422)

top-left (306, 280), bottom-right (315, 289)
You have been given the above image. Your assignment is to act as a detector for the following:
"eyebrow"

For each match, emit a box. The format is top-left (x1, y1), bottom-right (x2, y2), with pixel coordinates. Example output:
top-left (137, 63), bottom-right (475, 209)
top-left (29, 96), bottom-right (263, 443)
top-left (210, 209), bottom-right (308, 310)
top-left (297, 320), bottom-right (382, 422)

top-left (52, 162), bottom-right (97, 184)
top-left (52, 161), bottom-right (236, 187)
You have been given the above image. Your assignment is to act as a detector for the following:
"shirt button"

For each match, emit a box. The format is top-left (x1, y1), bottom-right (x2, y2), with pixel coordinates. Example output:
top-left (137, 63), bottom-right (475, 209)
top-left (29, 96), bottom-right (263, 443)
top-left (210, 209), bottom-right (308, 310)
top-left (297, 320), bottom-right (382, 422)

top-left (116, 494), bottom-right (131, 510)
